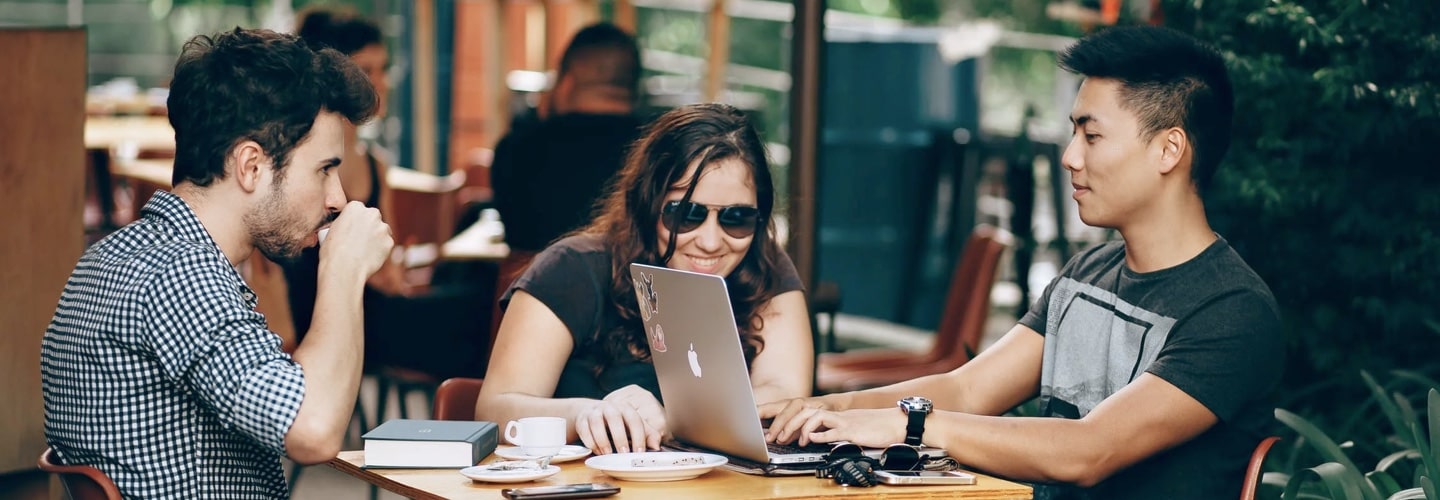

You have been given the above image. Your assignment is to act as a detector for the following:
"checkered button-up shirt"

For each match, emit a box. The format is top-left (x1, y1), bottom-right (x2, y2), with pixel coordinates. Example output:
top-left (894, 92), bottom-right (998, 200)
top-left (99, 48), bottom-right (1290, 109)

top-left (42, 191), bottom-right (306, 499)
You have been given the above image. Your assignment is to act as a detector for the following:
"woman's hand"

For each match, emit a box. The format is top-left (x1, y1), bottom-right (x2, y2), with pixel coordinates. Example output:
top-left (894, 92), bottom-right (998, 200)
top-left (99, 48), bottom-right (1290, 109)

top-left (574, 385), bottom-right (666, 454)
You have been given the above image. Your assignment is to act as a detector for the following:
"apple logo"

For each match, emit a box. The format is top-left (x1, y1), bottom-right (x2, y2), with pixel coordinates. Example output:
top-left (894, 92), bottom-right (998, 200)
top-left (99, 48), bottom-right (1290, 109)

top-left (687, 343), bottom-right (702, 378)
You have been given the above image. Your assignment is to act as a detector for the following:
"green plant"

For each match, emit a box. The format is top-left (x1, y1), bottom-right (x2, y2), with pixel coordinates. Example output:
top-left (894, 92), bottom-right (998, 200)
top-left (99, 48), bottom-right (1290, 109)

top-left (1268, 371), bottom-right (1438, 499)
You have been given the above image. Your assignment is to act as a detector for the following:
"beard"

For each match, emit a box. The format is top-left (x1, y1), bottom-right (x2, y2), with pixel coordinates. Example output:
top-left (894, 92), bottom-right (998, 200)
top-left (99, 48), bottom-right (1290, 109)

top-left (245, 183), bottom-right (327, 266)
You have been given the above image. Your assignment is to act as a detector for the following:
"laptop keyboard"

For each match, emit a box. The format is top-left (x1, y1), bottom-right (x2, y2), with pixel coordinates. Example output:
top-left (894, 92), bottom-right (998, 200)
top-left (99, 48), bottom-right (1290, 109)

top-left (767, 442), bottom-right (833, 455)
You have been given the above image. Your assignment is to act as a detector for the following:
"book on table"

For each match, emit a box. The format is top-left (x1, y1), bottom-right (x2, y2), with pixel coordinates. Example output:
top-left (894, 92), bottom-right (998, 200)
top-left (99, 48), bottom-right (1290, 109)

top-left (362, 419), bottom-right (499, 468)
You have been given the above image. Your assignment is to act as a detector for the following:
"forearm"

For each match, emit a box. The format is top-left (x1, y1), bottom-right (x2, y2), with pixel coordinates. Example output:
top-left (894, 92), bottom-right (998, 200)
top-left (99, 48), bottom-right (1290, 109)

top-left (752, 381), bottom-right (807, 406)
top-left (287, 268), bottom-right (367, 461)
top-left (929, 411), bottom-right (1114, 486)
top-left (835, 371), bottom-right (963, 411)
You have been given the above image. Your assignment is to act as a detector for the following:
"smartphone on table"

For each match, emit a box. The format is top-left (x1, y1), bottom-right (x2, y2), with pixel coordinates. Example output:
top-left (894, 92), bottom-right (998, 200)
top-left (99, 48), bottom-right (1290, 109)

top-left (500, 482), bottom-right (621, 500)
top-left (874, 470), bottom-right (977, 486)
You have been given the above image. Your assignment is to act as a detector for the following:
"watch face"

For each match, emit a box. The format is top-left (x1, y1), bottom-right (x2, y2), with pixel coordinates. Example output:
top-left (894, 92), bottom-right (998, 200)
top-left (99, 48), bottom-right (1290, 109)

top-left (899, 396), bottom-right (933, 413)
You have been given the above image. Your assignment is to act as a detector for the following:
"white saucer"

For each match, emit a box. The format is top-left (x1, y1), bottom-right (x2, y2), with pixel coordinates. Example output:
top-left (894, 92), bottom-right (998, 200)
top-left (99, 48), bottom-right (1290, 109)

top-left (460, 464), bottom-right (562, 483)
top-left (584, 452), bottom-right (727, 482)
top-left (493, 445), bottom-right (592, 463)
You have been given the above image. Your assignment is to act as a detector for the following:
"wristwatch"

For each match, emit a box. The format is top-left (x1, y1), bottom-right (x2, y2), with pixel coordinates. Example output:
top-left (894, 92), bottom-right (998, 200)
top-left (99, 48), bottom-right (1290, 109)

top-left (897, 396), bottom-right (933, 446)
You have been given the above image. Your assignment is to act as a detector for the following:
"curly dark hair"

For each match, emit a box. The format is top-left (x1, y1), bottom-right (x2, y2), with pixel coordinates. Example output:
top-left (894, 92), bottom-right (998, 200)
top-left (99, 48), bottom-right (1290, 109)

top-left (578, 103), bottom-right (787, 374)
top-left (167, 27), bottom-right (376, 187)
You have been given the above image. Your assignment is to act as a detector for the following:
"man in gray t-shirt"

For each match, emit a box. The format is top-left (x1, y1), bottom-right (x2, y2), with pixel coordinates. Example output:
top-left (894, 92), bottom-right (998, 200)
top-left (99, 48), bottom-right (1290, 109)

top-left (759, 26), bottom-right (1283, 500)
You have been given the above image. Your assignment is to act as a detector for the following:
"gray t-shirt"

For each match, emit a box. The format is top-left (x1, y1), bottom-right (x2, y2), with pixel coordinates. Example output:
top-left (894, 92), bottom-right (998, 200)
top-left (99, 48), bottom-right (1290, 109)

top-left (1019, 236), bottom-right (1283, 500)
top-left (502, 234), bottom-right (804, 401)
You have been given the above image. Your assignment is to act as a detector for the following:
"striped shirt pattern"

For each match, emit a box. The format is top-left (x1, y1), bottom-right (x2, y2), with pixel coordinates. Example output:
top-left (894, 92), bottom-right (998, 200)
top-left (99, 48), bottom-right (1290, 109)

top-left (42, 191), bottom-right (306, 499)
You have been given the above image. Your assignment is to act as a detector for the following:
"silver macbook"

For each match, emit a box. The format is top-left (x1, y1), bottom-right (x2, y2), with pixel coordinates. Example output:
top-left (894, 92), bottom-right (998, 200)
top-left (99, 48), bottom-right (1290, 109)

top-left (628, 263), bottom-right (945, 468)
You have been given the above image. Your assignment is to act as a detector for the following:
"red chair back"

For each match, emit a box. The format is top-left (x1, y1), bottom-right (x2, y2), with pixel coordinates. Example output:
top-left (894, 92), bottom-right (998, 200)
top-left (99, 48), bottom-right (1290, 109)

top-left (1241, 436), bottom-right (1281, 500)
top-left (433, 377), bottom-right (486, 421)
top-left (37, 447), bottom-right (122, 500)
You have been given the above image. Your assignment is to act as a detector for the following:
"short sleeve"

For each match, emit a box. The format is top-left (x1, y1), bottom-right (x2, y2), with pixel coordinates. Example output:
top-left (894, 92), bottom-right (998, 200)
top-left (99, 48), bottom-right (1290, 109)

top-left (142, 251), bottom-right (305, 454)
top-left (1145, 290), bottom-right (1284, 421)
top-left (504, 237), bottom-right (611, 344)
top-left (769, 248), bottom-right (806, 294)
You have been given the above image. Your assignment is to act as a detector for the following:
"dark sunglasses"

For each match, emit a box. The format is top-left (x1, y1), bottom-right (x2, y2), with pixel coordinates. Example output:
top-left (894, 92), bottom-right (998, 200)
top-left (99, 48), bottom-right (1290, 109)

top-left (660, 200), bottom-right (759, 238)
top-left (818, 443), bottom-right (924, 476)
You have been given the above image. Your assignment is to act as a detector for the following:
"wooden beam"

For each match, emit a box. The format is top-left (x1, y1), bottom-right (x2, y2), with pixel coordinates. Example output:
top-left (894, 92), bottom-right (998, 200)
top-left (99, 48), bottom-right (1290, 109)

top-left (705, 0), bottom-right (730, 102)
top-left (0, 27), bottom-right (86, 474)
top-left (412, 0), bottom-right (439, 173)
top-left (613, 0), bottom-right (636, 32)
top-left (786, 0), bottom-right (824, 289)
top-left (450, 0), bottom-right (505, 175)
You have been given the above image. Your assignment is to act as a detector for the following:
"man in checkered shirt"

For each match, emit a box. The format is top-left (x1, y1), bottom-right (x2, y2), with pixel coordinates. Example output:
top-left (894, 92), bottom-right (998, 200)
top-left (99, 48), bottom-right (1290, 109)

top-left (42, 28), bottom-right (394, 498)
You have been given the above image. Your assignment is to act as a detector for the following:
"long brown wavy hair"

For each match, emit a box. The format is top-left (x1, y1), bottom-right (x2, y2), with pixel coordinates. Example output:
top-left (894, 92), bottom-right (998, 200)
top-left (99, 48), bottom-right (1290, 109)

top-left (576, 103), bottom-right (788, 376)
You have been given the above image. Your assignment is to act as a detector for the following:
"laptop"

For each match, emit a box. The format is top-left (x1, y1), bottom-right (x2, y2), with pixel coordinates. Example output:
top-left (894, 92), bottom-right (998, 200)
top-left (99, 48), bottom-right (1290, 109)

top-left (628, 263), bottom-right (946, 471)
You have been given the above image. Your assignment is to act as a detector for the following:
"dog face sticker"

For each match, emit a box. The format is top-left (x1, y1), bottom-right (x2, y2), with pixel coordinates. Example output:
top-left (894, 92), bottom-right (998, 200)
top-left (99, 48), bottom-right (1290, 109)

top-left (635, 271), bottom-right (660, 320)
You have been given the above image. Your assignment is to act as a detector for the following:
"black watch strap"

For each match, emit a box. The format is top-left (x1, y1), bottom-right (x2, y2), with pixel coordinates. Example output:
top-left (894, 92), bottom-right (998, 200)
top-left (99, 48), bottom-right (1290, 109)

top-left (904, 410), bottom-right (925, 446)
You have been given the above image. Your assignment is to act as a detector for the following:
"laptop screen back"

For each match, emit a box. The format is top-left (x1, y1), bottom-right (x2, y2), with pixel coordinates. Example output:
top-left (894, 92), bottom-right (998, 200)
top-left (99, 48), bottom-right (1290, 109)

top-left (628, 263), bottom-right (774, 464)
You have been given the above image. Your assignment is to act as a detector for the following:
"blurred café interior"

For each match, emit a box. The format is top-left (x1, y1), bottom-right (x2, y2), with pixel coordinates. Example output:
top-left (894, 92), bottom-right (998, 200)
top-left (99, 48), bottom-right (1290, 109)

top-left (0, 0), bottom-right (1128, 496)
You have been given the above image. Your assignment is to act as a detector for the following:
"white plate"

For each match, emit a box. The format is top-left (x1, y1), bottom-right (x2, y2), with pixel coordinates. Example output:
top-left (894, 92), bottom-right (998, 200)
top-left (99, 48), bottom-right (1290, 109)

top-left (460, 464), bottom-right (561, 483)
top-left (583, 452), bottom-right (728, 482)
top-left (493, 445), bottom-right (592, 463)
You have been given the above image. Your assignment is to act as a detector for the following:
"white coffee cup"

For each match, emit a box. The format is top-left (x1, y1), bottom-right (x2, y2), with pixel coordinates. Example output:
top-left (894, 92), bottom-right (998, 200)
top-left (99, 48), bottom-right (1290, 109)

top-left (505, 416), bottom-right (566, 457)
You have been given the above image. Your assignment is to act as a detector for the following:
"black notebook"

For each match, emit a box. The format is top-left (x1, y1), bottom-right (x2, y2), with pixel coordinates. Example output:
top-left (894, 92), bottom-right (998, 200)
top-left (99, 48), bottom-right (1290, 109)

top-left (362, 419), bottom-right (498, 468)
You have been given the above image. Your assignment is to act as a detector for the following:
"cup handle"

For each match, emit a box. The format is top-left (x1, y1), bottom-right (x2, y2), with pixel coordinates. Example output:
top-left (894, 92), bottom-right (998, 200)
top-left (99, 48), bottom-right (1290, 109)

top-left (505, 420), bottom-right (522, 445)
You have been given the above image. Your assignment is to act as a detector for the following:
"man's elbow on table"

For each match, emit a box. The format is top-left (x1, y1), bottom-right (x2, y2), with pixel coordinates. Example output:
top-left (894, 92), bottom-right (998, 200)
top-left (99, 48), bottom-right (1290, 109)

top-left (1039, 447), bottom-right (1124, 488)
top-left (285, 418), bottom-right (343, 465)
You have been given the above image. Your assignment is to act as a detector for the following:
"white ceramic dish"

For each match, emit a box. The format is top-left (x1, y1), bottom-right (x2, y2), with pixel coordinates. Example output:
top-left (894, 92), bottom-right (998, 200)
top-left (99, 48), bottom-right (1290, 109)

top-left (583, 452), bottom-right (727, 482)
top-left (459, 464), bottom-right (562, 483)
top-left (493, 445), bottom-right (592, 464)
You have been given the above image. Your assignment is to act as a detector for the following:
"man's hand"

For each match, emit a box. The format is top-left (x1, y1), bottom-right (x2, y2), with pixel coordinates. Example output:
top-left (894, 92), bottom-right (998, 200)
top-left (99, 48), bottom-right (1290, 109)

top-left (758, 393), bottom-right (848, 444)
top-left (575, 385), bottom-right (666, 455)
top-left (784, 408), bottom-right (908, 448)
top-left (320, 201), bottom-right (393, 277)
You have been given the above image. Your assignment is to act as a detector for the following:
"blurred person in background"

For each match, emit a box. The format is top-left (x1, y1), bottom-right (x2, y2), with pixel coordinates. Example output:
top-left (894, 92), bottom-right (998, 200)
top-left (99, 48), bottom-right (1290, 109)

top-left (289, 6), bottom-right (491, 382)
top-left (490, 22), bottom-right (647, 255)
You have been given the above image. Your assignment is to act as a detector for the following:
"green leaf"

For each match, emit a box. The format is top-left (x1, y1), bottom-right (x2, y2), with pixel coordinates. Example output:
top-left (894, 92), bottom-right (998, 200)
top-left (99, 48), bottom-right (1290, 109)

top-left (1277, 409), bottom-right (1383, 500)
top-left (1365, 371), bottom-right (1416, 448)
top-left (1420, 476), bottom-right (1435, 500)
top-left (1389, 370), bottom-right (1440, 393)
top-left (1376, 450), bottom-right (1421, 473)
top-left (1367, 470), bottom-right (1402, 496)
top-left (1384, 488), bottom-right (1428, 500)
top-left (1284, 462), bottom-right (1368, 500)
top-left (1429, 390), bottom-right (1439, 484)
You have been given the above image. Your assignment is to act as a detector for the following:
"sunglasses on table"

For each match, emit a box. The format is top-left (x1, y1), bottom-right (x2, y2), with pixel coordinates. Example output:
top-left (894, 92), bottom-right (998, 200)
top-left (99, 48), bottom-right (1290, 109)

top-left (816, 443), bottom-right (925, 478)
top-left (660, 200), bottom-right (760, 238)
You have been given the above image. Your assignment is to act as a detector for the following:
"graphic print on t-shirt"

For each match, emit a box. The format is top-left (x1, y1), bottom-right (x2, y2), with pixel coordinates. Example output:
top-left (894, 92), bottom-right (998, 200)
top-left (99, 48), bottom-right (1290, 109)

top-left (1038, 277), bottom-right (1176, 419)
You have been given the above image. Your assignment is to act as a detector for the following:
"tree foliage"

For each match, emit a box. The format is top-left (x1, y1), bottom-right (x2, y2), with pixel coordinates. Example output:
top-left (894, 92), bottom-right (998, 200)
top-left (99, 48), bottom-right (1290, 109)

top-left (1163, 0), bottom-right (1440, 409)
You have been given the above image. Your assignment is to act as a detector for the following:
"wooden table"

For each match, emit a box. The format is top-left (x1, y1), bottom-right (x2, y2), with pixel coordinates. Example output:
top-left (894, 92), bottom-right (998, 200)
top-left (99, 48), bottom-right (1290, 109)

top-left (85, 115), bottom-right (174, 151)
top-left (329, 451), bottom-right (1032, 499)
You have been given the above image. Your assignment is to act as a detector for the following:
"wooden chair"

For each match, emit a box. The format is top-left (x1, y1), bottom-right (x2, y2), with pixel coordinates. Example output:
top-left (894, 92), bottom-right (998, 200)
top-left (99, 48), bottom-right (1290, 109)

top-left (815, 224), bottom-right (1012, 392)
top-left (1241, 436), bottom-right (1281, 500)
top-left (37, 447), bottom-right (122, 500)
top-left (433, 377), bottom-right (485, 421)
top-left (387, 166), bottom-right (467, 281)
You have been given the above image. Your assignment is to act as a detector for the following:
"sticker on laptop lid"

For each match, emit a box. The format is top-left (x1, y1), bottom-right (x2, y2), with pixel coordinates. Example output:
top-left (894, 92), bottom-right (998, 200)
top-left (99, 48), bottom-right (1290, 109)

top-left (650, 324), bottom-right (668, 352)
top-left (635, 271), bottom-right (660, 320)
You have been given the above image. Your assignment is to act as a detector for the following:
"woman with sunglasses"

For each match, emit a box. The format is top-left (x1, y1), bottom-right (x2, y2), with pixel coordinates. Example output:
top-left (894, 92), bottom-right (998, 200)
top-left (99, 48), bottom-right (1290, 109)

top-left (476, 103), bottom-right (814, 455)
